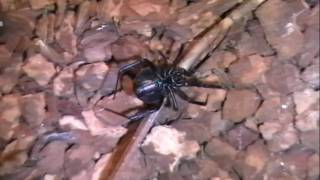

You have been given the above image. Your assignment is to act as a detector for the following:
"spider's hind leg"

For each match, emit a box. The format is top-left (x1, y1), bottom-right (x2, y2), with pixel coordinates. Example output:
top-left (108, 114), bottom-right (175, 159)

top-left (127, 108), bottom-right (158, 122)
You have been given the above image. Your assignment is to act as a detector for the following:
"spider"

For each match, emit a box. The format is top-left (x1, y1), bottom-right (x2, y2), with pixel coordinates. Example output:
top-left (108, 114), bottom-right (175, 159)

top-left (113, 58), bottom-right (234, 121)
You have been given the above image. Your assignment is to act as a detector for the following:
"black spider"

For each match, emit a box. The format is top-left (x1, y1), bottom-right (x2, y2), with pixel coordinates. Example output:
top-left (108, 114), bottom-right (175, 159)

top-left (114, 59), bottom-right (232, 121)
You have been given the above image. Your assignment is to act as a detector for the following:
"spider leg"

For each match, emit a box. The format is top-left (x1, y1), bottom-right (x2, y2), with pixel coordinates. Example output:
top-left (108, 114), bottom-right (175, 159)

top-left (164, 95), bottom-right (171, 107)
top-left (168, 87), bottom-right (178, 110)
top-left (174, 88), bottom-right (207, 105)
top-left (113, 59), bottom-right (156, 98)
top-left (128, 108), bottom-right (158, 122)
top-left (186, 78), bottom-right (235, 89)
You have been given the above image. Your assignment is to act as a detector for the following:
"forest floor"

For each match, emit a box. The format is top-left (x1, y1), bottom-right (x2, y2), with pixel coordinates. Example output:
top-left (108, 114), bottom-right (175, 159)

top-left (0, 0), bottom-right (319, 180)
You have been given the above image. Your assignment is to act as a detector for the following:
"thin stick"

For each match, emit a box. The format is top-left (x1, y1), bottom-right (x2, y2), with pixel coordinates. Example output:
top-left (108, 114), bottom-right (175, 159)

top-left (178, 0), bottom-right (267, 70)
top-left (100, 104), bottom-right (165, 180)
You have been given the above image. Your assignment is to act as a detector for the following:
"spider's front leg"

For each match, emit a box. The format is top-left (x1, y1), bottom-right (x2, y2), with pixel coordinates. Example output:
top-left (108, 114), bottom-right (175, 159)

top-left (174, 87), bottom-right (207, 105)
top-left (186, 77), bottom-right (235, 89)
top-left (113, 59), bottom-right (155, 98)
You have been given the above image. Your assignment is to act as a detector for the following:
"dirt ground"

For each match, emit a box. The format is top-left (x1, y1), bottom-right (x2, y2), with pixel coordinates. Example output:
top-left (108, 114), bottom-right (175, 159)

top-left (0, 0), bottom-right (319, 180)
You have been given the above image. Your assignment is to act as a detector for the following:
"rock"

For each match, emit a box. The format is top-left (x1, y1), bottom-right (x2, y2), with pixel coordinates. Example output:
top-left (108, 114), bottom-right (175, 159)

top-left (37, 141), bottom-right (68, 174)
top-left (225, 125), bottom-right (259, 150)
top-left (35, 12), bottom-right (50, 42)
top-left (0, 136), bottom-right (35, 175)
top-left (255, 97), bottom-right (281, 123)
top-left (55, 12), bottom-right (77, 55)
top-left (29, 0), bottom-right (54, 9)
top-left (16, 76), bottom-right (46, 94)
top-left (0, 94), bottom-right (21, 123)
top-left (229, 55), bottom-right (272, 85)
top-left (255, 83), bottom-right (281, 99)
top-left (264, 146), bottom-right (313, 180)
top-left (96, 91), bottom-right (143, 113)
top-left (120, 19), bottom-right (154, 37)
top-left (142, 126), bottom-right (200, 171)
top-left (260, 122), bottom-right (299, 152)
top-left (300, 130), bottom-right (319, 152)
top-left (83, 43), bottom-right (112, 63)
top-left (81, 23), bottom-right (117, 62)
top-left (69, 131), bottom-right (118, 155)
top-left (53, 66), bottom-right (75, 97)
top-left (244, 117), bottom-right (259, 131)
top-left (75, 86), bottom-right (95, 107)
top-left (296, 106), bottom-right (319, 132)
top-left (0, 45), bottom-right (12, 63)
top-left (235, 19), bottom-right (274, 56)
top-left (158, 172), bottom-right (184, 180)
top-left (265, 63), bottom-right (304, 94)
top-left (204, 138), bottom-right (238, 170)
top-left (205, 89), bottom-right (227, 111)
top-left (307, 153), bottom-right (320, 180)
top-left (204, 111), bottom-right (233, 137)
top-left (185, 103), bottom-right (206, 121)
top-left (80, 23), bottom-right (118, 63)
top-left (127, 0), bottom-right (168, 17)
top-left (223, 89), bottom-right (261, 122)
top-left (278, 146), bottom-right (314, 179)
top-left (0, 58), bottom-right (22, 93)
top-left (98, 64), bottom-right (119, 96)
top-left (198, 50), bottom-right (237, 71)
top-left (75, 62), bottom-right (109, 92)
top-left (21, 93), bottom-right (46, 128)
top-left (0, 120), bottom-right (15, 142)
top-left (259, 121), bottom-right (282, 140)
top-left (75, 1), bottom-right (96, 33)
top-left (242, 141), bottom-right (270, 178)
top-left (70, 168), bottom-right (94, 180)
top-left (81, 110), bottom-right (127, 137)
top-left (256, 0), bottom-right (306, 61)
top-left (56, 99), bottom-right (82, 117)
top-left (94, 108), bottom-right (129, 126)
top-left (0, 94), bottom-right (21, 140)
top-left (301, 60), bottom-right (320, 89)
top-left (293, 89), bottom-right (319, 131)
top-left (296, 9), bottom-right (319, 68)
top-left (111, 36), bottom-right (148, 61)
top-left (22, 54), bottom-right (56, 86)
top-left (64, 145), bottom-right (95, 177)
top-left (43, 174), bottom-right (63, 180)
top-left (177, 159), bottom-right (199, 177)
top-left (255, 95), bottom-right (295, 123)
top-left (193, 158), bottom-right (232, 180)
top-left (59, 115), bottom-right (88, 131)
top-left (293, 88), bottom-right (319, 114)
top-left (172, 120), bottom-right (211, 144)
top-left (182, 87), bottom-right (225, 111)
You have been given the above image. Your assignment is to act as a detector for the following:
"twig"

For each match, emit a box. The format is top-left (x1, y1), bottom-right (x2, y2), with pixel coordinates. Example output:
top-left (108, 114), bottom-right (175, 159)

top-left (178, 0), bottom-right (267, 70)
top-left (34, 38), bottom-right (67, 65)
top-left (175, 0), bottom-right (242, 38)
top-left (99, 104), bottom-right (165, 180)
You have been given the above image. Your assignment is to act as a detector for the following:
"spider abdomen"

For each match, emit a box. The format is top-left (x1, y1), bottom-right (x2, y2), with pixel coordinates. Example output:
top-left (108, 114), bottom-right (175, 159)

top-left (134, 68), bottom-right (165, 105)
